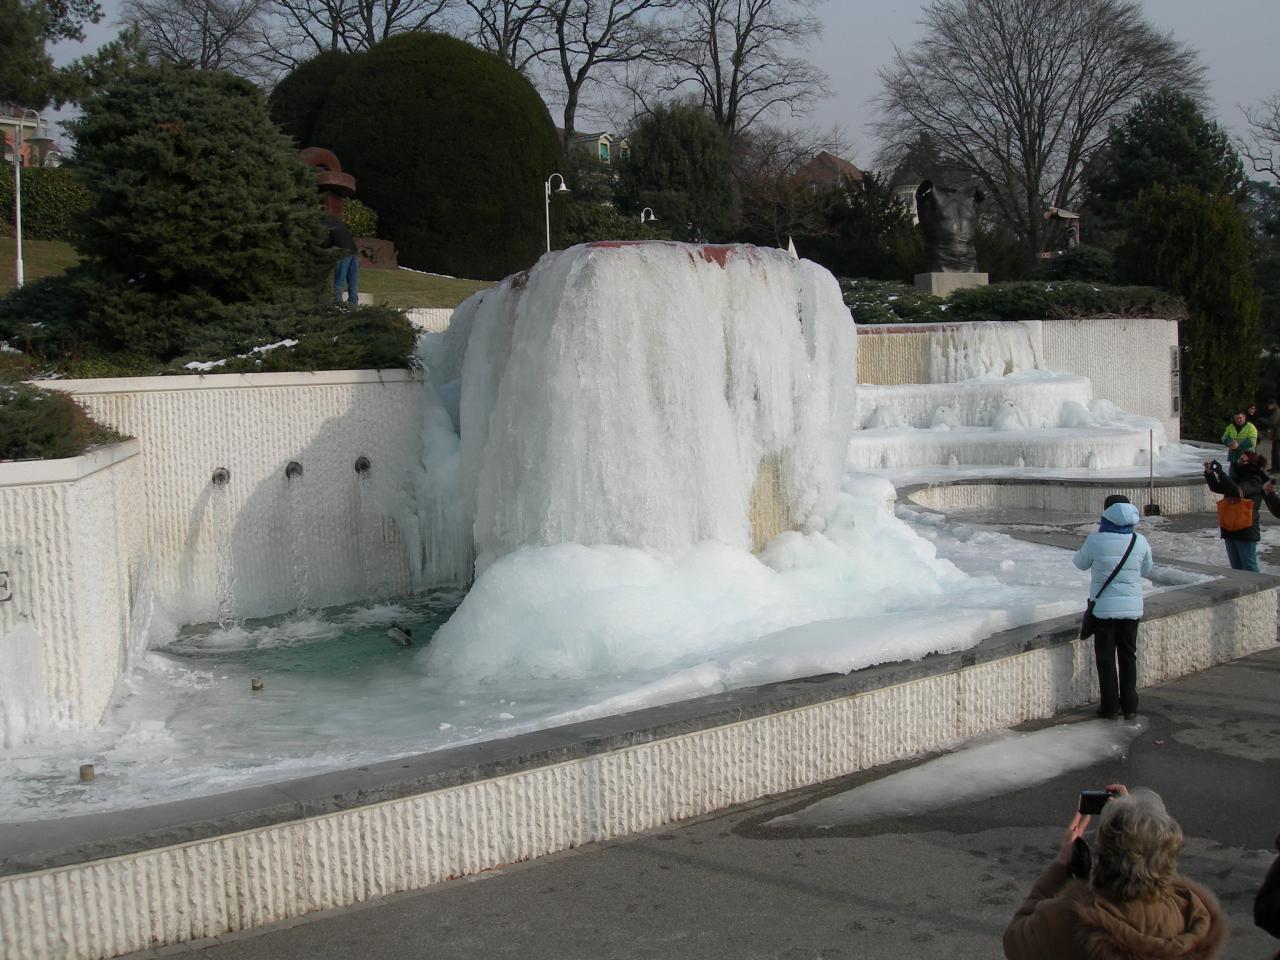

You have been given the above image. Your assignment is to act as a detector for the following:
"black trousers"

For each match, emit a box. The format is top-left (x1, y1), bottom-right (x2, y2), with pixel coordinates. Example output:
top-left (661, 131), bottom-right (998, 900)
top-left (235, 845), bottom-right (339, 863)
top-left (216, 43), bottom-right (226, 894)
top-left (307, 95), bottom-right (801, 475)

top-left (1093, 618), bottom-right (1140, 715)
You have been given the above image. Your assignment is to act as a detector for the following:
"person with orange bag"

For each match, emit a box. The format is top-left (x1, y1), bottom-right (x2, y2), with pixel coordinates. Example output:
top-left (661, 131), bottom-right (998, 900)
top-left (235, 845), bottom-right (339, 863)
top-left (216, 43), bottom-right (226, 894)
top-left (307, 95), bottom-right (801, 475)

top-left (1204, 450), bottom-right (1269, 571)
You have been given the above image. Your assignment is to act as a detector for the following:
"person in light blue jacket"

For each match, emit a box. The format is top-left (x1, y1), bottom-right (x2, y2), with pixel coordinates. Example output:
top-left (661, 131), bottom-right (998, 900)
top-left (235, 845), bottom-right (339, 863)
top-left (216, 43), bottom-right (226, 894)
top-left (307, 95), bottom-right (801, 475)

top-left (1073, 496), bottom-right (1154, 720)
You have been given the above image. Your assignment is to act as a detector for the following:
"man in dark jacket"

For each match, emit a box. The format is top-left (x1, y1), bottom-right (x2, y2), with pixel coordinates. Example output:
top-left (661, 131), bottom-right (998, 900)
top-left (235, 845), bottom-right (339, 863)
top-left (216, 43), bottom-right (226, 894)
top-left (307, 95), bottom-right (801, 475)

top-left (325, 214), bottom-right (359, 304)
top-left (1204, 450), bottom-right (1270, 572)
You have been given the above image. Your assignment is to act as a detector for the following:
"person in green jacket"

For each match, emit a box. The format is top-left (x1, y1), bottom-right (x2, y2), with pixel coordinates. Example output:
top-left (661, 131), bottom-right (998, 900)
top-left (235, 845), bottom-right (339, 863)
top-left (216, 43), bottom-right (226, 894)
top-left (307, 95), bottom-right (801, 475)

top-left (1222, 409), bottom-right (1258, 464)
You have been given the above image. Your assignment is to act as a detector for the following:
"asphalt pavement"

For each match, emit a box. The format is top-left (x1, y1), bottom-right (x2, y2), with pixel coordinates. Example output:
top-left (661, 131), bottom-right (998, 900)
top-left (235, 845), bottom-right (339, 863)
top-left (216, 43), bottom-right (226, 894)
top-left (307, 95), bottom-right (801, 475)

top-left (131, 644), bottom-right (1280, 960)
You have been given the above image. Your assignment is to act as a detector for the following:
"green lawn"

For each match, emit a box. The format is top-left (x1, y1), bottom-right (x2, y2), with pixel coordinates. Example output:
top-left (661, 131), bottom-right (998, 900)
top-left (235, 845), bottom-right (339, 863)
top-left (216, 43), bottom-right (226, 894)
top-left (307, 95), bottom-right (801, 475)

top-left (0, 237), bottom-right (81, 292)
top-left (0, 237), bottom-right (492, 308)
top-left (359, 265), bottom-right (492, 308)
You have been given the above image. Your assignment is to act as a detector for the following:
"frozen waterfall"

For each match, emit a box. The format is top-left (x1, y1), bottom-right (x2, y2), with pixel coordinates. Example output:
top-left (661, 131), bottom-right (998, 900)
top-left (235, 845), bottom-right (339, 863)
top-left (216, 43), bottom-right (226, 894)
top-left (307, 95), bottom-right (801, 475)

top-left (412, 241), bottom-right (857, 581)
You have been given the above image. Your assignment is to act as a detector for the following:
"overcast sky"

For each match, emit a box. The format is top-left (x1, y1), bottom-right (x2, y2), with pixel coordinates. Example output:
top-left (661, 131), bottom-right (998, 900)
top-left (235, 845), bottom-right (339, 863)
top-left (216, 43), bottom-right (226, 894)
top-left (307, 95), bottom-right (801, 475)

top-left (51, 0), bottom-right (1278, 169)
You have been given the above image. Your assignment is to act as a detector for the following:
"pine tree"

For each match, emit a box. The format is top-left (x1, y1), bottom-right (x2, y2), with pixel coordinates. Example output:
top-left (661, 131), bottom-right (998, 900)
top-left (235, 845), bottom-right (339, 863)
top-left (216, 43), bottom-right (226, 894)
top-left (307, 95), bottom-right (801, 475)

top-left (1116, 185), bottom-right (1261, 439)
top-left (1085, 89), bottom-right (1247, 248)
top-left (618, 104), bottom-right (736, 242)
top-left (66, 65), bottom-right (331, 357)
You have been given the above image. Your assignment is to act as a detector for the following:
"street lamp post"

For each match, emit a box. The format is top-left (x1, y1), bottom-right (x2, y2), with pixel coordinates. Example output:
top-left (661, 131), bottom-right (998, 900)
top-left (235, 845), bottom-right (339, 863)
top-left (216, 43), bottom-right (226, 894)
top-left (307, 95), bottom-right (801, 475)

top-left (544, 173), bottom-right (570, 252)
top-left (640, 207), bottom-right (658, 225)
top-left (9, 109), bottom-right (43, 289)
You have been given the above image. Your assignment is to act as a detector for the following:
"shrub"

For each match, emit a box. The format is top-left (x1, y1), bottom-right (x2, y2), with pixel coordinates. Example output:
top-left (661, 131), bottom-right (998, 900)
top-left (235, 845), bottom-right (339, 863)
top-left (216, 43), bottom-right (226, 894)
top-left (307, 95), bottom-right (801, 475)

top-left (945, 281), bottom-right (1184, 321)
top-left (0, 167), bottom-right (91, 241)
top-left (177, 302), bottom-right (416, 373)
top-left (267, 51), bottom-right (353, 147)
top-left (307, 33), bottom-right (561, 280)
top-left (554, 200), bottom-right (671, 247)
top-left (840, 279), bottom-right (947, 324)
top-left (1037, 245), bottom-right (1115, 282)
top-left (0, 383), bottom-right (126, 461)
top-left (343, 198), bottom-right (378, 238)
top-left (841, 278), bottom-right (1185, 325)
top-left (2, 278), bottom-right (417, 376)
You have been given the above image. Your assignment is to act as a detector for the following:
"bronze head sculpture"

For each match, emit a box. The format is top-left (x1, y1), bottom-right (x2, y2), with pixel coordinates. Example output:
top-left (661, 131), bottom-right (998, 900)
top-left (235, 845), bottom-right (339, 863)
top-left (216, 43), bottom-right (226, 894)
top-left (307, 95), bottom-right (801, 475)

top-left (916, 179), bottom-right (984, 273)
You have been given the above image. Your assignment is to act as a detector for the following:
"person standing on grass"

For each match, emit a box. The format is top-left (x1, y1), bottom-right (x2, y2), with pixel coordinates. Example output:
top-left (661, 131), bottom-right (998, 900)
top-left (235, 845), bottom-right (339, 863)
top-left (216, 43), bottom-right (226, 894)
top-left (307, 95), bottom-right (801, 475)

top-left (1073, 495), bottom-right (1153, 720)
top-left (1221, 409), bottom-right (1257, 465)
top-left (1204, 450), bottom-right (1270, 572)
top-left (325, 214), bottom-right (359, 304)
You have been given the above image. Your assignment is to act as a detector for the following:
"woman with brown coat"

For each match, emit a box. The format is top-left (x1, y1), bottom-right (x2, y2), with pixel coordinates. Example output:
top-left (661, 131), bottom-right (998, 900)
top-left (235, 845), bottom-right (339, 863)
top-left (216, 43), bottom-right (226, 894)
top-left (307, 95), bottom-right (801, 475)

top-left (1003, 785), bottom-right (1226, 960)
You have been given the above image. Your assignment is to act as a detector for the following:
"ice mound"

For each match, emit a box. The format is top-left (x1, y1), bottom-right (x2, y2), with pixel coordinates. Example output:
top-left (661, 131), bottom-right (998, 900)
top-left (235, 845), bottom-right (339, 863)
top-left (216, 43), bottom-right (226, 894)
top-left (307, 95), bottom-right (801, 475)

top-left (411, 241), bottom-right (857, 581)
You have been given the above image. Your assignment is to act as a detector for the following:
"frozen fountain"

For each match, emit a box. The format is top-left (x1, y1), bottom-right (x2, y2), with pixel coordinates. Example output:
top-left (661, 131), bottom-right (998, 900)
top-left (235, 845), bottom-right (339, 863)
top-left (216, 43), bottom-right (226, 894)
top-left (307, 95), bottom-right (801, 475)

top-left (0, 242), bottom-right (1211, 803)
top-left (1, 242), bottom-right (1271, 960)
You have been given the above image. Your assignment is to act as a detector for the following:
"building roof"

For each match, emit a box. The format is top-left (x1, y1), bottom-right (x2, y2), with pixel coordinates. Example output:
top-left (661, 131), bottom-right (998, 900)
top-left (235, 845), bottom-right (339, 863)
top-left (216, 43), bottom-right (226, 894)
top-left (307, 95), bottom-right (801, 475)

top-left (793, 151), bottom-right (863, 187)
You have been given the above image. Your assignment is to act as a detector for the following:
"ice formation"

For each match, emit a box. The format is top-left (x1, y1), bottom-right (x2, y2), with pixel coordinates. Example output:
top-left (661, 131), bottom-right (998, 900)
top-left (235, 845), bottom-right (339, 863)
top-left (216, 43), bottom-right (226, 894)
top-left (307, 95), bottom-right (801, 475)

top-left (929, 319), bottom-right (1042, 381)
top-left (412, 242), bottom-right (857, 580)
top-left (850, 322), bottom-right (1180, 473)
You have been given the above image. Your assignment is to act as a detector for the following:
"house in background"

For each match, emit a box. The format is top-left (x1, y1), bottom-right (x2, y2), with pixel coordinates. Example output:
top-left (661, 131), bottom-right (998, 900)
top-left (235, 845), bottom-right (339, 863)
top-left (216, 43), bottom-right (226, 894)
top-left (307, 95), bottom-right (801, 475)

top-left (564, 131), bottom-right (631, 165)
top-left (792, 150), bottom-right (863, 192)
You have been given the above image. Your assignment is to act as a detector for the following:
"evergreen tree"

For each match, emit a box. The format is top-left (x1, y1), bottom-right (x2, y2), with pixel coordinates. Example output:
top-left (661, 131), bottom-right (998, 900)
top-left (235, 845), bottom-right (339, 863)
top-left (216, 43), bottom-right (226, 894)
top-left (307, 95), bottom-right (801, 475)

top-left (1085, 89), bottom-right (1247, 247)
top-left (64, 65), bottom-right (331, 357)
top-left (618, 103), bottom-right (735, 242)
top-left (268, 50), bottom-right (352, 147)
top-left (812, 172), bottom-right (920, 281)
top-left (1116, 185), bottom-right (1261, 439)
top-left (307, 33), bottom-right (561, 281)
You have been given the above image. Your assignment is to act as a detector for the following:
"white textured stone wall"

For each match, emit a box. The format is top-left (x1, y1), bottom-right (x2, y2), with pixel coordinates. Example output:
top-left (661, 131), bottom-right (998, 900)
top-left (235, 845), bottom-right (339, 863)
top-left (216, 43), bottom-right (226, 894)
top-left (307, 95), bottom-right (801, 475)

top-left (856, 319), bottom-right (1181, 439)
top-left (0, 443), bottom-right (145, 736)
top-left (905, 479), bottom-right (1214, 515)
top-left (1041, 317), bottom-right (1179, 440)
top-left (42, 372), bottom-right (426, 626)
top-left (405, 308), bottom-right (454, 332)
top-left (1, 586), bottom-right (1272, 960)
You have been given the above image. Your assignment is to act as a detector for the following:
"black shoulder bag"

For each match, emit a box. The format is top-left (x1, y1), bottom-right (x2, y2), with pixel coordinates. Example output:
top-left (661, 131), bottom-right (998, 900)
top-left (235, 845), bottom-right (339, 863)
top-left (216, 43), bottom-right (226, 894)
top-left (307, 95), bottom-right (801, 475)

top-left (1079, 533), bottom-right (1138, 640)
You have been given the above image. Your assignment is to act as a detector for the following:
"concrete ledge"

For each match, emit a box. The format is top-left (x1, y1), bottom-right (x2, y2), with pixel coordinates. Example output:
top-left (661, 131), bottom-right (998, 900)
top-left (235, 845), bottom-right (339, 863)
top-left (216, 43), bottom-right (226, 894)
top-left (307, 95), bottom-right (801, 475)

top-left (0, 439), bottom-right (140, 487)
top-left (34, 368), bottom-right (419, 396)
top-left (0, 547), bottom-right (1274, 959)
top-left (902, 475), bottom-right (1214, 515)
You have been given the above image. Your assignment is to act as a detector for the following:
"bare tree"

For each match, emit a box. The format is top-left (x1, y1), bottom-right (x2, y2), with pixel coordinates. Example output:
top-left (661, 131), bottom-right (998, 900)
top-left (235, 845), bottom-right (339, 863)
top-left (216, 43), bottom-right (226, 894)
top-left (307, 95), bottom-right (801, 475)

top-left (462, 0), bottom-right (548, 70)
top-left (655, 0), bottom-right (828, 143)
top-left (1243, 93), bottom-right (1280, 183)
top-left (121, 0), bottom-right (271, 74)
top-left (255, 0), bottom-right (454, 69)
top-left (545, 0), bottom-right (672, 158)
top-left (875, 0), bottom-right (1204, 255)
top-left (734, 123), bottom-right (844, 243)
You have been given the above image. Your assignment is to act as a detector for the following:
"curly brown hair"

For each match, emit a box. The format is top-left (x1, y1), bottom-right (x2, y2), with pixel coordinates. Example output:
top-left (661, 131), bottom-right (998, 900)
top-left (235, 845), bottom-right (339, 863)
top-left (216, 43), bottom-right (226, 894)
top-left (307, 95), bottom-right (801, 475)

top-left (1091, 788), bottom-right (1184, 902)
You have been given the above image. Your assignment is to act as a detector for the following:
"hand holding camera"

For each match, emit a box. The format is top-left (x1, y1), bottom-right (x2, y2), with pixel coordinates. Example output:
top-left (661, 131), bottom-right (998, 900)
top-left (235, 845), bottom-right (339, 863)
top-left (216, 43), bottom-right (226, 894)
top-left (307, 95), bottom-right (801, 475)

top-left (1078, 788), bottom-right (1120, 815)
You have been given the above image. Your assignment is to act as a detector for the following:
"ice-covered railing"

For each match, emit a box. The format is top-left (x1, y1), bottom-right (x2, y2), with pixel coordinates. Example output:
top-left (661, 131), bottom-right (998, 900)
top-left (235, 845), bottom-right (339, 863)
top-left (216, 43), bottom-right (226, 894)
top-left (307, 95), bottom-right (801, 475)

top-left (410, 241), bottom-right (857, 582)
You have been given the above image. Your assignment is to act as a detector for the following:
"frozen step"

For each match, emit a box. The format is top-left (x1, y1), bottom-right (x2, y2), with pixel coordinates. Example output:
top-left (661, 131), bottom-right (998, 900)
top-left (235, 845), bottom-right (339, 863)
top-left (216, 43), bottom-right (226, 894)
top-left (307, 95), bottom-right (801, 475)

top-left (846, 425), bottom-right (1157, 470)
top-left (853, 375), bottom-right (1094, 430)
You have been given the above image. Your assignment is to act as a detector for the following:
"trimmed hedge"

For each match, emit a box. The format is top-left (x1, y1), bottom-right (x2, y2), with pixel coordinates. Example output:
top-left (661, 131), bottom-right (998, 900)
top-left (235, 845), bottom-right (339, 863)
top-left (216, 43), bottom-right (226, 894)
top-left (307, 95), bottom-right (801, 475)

top-left (0, 167), bottom-right (91, 242)
top-left (0, 382), bottom-right (126, 461)
top-left (267, 51), bottom-right (353, 147)
top-left (841, 278), bottom-right (1186, 324)
top-left (305, 33), bottom-right (561, 281)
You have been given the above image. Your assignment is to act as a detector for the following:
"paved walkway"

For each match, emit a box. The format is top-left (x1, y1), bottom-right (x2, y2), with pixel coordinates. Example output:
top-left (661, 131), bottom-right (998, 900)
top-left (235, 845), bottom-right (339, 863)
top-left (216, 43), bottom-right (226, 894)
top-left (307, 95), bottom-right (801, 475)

top-left (136, 646), bottom-right (1280, 960)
